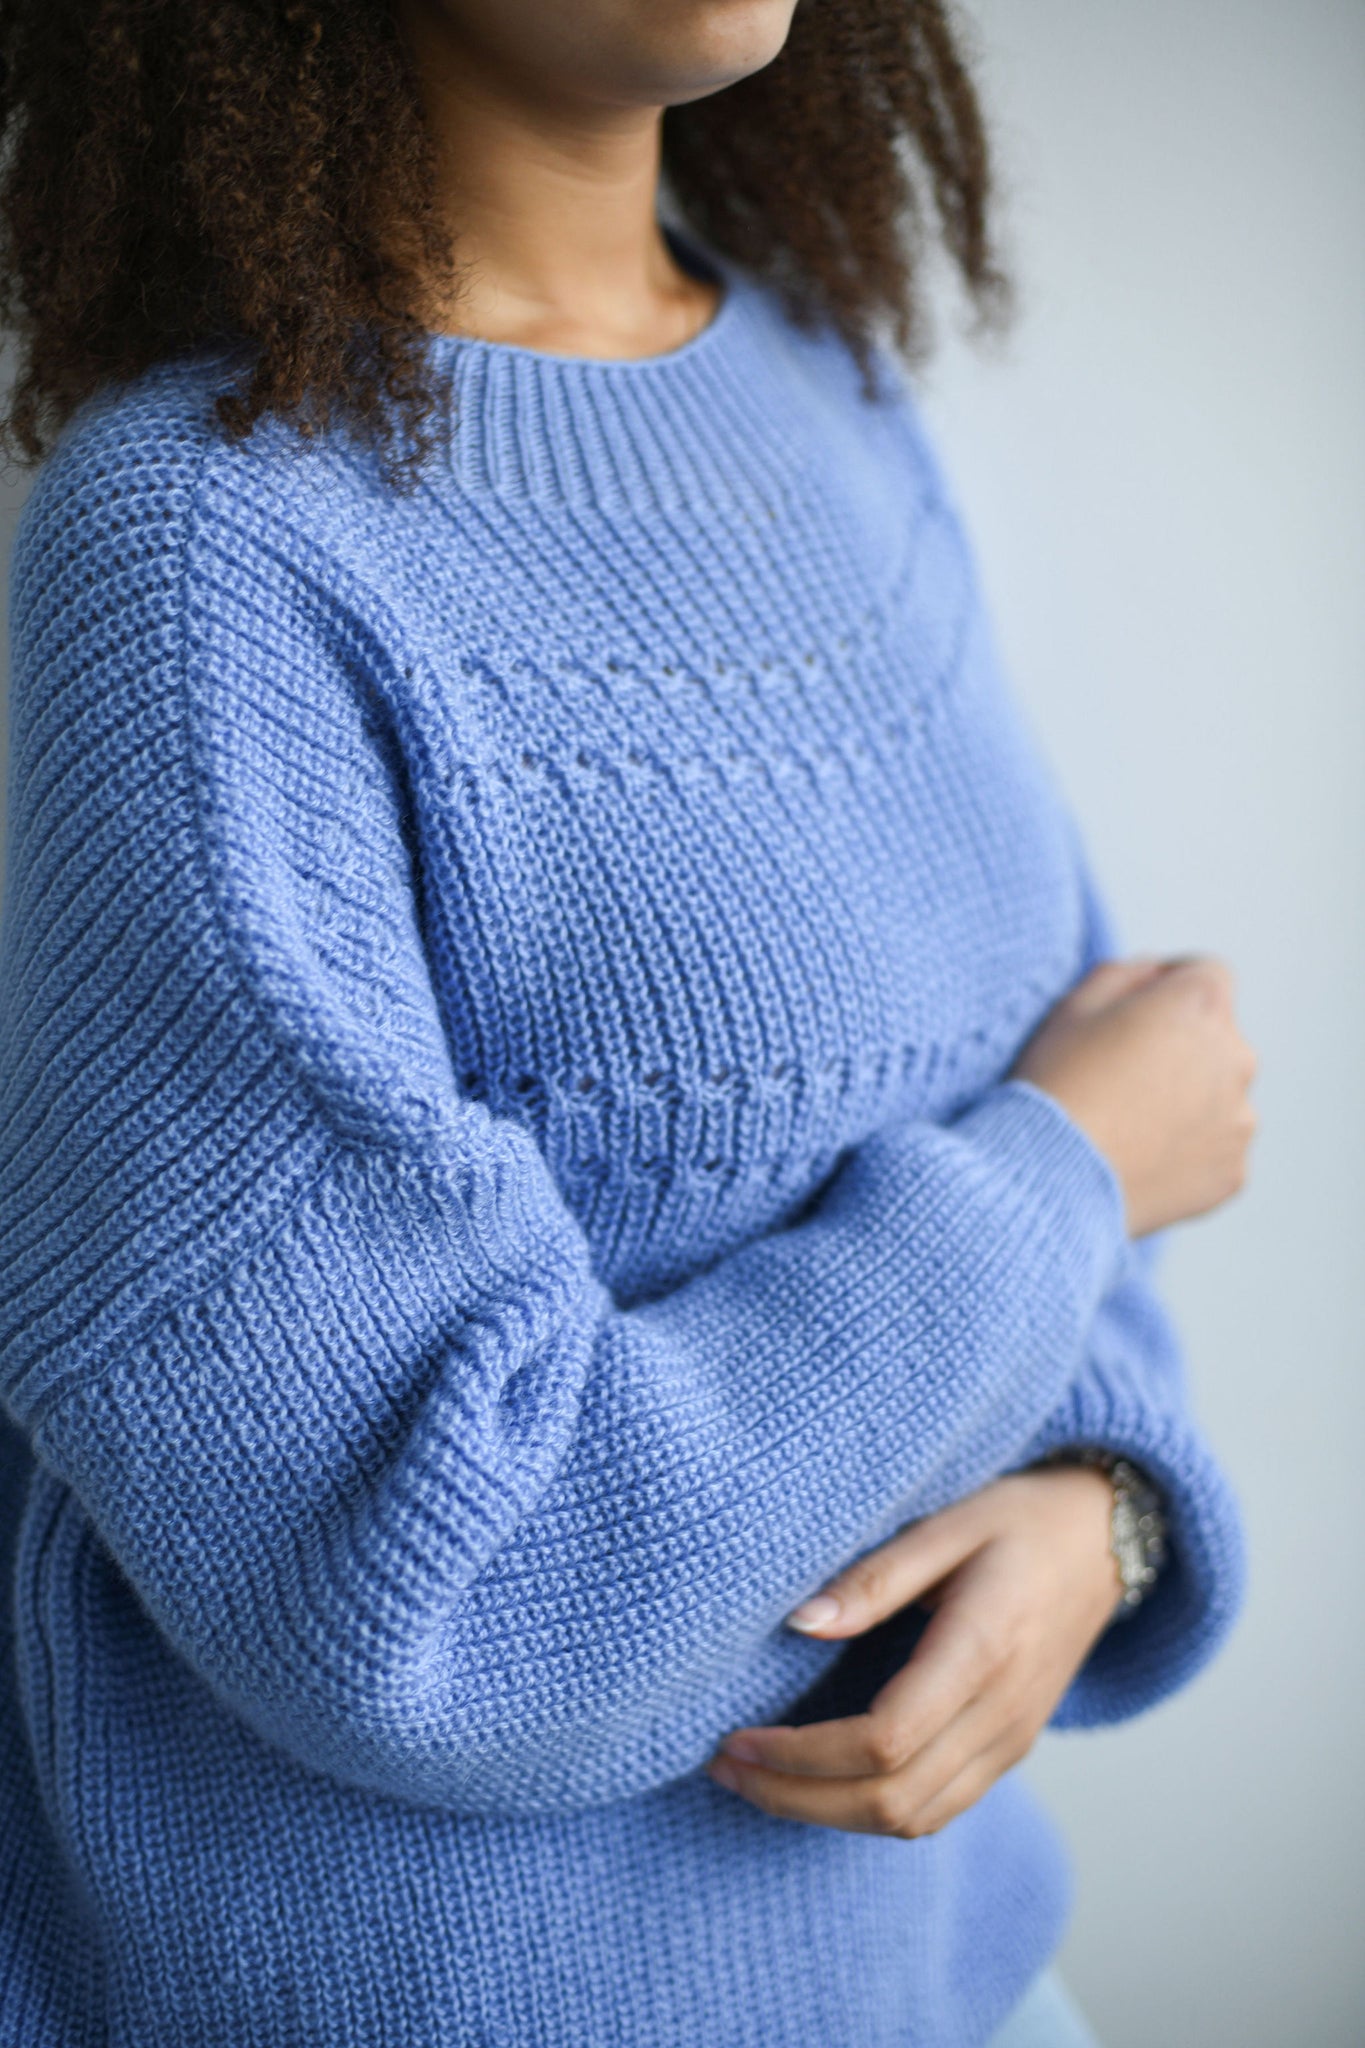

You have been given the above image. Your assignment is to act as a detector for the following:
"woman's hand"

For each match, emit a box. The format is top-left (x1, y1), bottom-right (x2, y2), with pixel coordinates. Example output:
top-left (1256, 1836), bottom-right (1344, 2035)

top-left (1009, 952), bottom-right (1259, 1239)
top-left (704, 1466), bottom-right (1123, 1837)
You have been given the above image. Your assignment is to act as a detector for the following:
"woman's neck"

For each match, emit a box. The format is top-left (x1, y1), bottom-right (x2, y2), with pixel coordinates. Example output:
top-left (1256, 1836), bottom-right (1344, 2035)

top-left (392, 0), bottom-right (697, 357)
top-left (389, 0), bottom-right (784, 357)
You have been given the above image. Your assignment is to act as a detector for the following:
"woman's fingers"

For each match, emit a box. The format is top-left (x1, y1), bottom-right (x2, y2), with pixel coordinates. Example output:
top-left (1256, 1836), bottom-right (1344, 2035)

top-left (784, 1496), bottom-right (985, 1639)
top-left (706, 1689), bottom-right (1029, 1838)
top-left (706, 1746), bottom-right (908, 1834)
top-left (1064, 954), bottom-right (1167, 1017)
top-left (715, 1580), bottom-right (1002, 1779)
top-left (879, 1692), bottom-right (1033, 1826)
top-left (709, 1468), bottom-right (1126, 1839)
top-left (902, 1724), bottom-right (1035, 1837)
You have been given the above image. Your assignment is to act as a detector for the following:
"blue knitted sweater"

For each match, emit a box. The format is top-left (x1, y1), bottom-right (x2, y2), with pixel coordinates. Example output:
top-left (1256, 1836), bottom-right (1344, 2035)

top-left (0, 222), bottom-right (1246, 2048)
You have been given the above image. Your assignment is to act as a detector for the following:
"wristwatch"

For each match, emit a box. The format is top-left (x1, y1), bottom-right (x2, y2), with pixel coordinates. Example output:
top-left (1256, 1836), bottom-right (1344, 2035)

top-left (1041, 1447), bottom-right (1168, 1621)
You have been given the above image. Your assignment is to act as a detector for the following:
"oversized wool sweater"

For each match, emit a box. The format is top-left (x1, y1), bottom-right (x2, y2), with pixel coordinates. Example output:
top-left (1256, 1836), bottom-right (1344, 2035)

top-left (0, 219), bottom-right (1247, 2048)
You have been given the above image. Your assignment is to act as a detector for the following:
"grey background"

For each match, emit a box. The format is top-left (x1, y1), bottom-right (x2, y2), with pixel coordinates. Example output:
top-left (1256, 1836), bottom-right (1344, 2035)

top-left (1, 4), bottom-right (1361, 2044)
top-left (914, 4), bottom-right (1365, 2044)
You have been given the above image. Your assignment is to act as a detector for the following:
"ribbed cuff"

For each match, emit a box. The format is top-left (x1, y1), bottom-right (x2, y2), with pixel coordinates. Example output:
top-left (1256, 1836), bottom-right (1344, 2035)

top-left (1023, 1365), bottom-right (1249, 1726)
top-left (945, 1077), bottom-right (1129, 1315)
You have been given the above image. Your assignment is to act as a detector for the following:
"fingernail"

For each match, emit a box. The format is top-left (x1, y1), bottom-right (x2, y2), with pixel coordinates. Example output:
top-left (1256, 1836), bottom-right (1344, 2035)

top-left (707, 1757), bottom-right (741, 1790)
top-left (719, 1734), bottom-right (765, 1764)
top-left (785, 1592), bottom-right (842, 1631)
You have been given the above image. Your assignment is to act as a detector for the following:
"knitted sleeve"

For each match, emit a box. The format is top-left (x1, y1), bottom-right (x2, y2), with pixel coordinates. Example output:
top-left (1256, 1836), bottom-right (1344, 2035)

top-left (1005, 838), bottom-right (1249, 1723)
top-left (0, 450), bottom-right (1138, 1818)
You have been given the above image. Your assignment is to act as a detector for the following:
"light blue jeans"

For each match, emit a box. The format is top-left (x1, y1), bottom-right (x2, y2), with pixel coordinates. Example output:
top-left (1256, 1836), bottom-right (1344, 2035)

top-left (985, 1965), bottom-right (1103, 2047)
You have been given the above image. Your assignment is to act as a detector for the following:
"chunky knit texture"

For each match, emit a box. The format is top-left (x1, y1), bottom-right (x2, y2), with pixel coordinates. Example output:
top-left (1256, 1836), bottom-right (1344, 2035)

top-left (0, 221), bottom-right (1246, 2048)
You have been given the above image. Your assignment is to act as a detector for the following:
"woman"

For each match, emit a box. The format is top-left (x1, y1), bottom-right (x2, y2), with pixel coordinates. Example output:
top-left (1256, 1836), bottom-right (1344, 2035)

top-left (0, 1), bottom-right (1255, 2043)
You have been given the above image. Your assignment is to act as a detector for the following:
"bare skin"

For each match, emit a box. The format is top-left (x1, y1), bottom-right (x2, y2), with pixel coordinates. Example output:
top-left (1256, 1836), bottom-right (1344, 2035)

top-left (392, 0), bottom-right (799, 356)
top-left (391, 1), bottom-right (1261, 1842)
top-left (1012, 953), bottom-right (1259, 1238)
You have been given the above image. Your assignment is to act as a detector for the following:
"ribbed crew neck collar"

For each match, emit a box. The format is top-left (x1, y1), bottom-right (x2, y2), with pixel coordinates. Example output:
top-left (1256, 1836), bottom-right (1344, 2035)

top-left (419, 222), bottom-right (833, 514)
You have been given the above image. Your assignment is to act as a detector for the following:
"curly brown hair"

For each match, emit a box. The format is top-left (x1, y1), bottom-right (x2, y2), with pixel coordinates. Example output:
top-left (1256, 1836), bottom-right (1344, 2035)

top-left (0, 0), bottom-right (1015, 494)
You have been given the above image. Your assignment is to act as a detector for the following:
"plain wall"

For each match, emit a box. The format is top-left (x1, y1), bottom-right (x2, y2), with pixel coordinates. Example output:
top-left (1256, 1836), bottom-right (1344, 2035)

top-left (1, 6), bottom-right (1361, 2045)
top-left (911, 4), bottom-right (1365, 2044)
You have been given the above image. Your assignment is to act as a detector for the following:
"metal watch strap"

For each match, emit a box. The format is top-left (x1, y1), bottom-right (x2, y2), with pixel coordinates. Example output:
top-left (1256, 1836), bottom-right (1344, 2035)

top-left (1041, 1446), bottom-right (1168, 1620)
